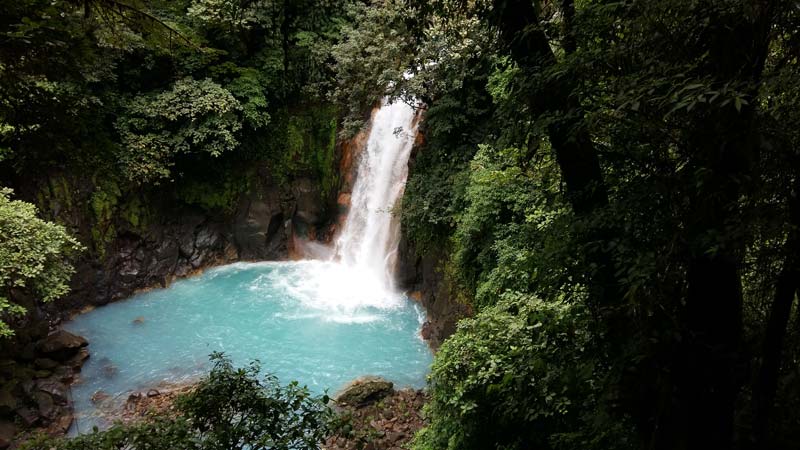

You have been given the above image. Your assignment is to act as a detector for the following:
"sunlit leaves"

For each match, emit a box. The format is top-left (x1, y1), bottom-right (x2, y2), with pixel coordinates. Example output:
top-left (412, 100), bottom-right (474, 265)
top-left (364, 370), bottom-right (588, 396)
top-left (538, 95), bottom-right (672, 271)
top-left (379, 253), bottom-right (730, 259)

top-left (188, 0), bottom-right (274, 31)
top-left (330, 0), bottom-right (417, 135)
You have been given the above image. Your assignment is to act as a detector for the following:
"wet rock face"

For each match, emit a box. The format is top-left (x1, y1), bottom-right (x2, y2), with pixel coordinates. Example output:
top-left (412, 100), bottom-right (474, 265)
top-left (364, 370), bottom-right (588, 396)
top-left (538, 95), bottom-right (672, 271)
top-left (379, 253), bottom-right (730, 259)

top-left (95, 217), bottom-right (234, 304)
top-left (0, 330), bottom-right (90, 446)
top-left (2, 166), bottom-right (338, 444)
top-left (394, 130), bottom-right (473, 350)
top-left (291, 178), bottom-right (324, 226)
top-left (396, 232), bottom-right (471, 350)
top-left (37, 170), bottom-right (333, 314)
top-left (234, 185), bottom-right (290, 260)
top-left (333, 376), bottom-right (394, 407)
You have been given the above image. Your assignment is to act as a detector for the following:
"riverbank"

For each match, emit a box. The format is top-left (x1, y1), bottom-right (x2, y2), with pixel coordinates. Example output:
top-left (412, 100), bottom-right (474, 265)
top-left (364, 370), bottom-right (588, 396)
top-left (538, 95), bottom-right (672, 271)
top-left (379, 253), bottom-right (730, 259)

top-left (66, 379), bottom-right (427, 450)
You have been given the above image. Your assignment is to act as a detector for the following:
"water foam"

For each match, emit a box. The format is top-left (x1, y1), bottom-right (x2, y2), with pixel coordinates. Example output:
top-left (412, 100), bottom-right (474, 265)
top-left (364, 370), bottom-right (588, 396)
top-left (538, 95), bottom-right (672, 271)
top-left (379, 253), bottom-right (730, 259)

top-left (333, 98), bottom-right (420, 288)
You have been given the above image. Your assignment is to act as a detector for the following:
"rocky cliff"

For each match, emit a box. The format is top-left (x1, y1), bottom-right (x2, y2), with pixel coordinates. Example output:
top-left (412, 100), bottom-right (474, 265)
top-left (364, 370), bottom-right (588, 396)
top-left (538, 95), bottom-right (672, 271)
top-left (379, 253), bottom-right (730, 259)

top-left (395, 130), bottom-right (471, 350)
top-left (0, 123), bottom-right (342, 444)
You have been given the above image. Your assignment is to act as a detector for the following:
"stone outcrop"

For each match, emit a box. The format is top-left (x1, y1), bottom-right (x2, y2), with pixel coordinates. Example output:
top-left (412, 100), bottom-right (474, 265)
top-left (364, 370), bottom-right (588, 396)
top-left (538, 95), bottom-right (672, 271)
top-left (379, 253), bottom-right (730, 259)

top-left (333, 376), bottom-right (394, 407)
top-left (1, 164), bottom-right (338, 445)
top-left (36, 331), bottom-right (88, 362)
top-left (15, 167), bottom-right (337, 316)
top-left (325, 389), bottom-right (427, 450)
top-left (396, 128), bottom-right (471, 350)
top-left (0, 421), bottom-right (16, 449)
top-left (396, 236), bottom-right (470, 349)
top-left (234, 181), bottom-right (291, 260)
top-left (0, 329), bottom-right (90, 446)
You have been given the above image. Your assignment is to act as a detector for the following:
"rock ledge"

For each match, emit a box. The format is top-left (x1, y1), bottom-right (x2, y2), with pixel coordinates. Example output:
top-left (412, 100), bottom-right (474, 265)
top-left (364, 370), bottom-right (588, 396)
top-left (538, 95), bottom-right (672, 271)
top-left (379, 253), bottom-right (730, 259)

top-left (333, 376), bottom-right (394, 407)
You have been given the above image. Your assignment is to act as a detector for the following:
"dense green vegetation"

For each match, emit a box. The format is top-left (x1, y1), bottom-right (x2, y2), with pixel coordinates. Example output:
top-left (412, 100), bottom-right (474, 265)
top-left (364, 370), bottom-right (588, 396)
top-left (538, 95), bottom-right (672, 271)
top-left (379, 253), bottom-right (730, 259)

top-left (21, 354), bottom-right (336, 450)
top-left (378, 1), bottom-right (800, 449)
top-left (0, 0), bottom-right (355, 261)
top-left (0, 189), bottom-right (83, 337)
top-left (3, 0), bottom-right (800, 449)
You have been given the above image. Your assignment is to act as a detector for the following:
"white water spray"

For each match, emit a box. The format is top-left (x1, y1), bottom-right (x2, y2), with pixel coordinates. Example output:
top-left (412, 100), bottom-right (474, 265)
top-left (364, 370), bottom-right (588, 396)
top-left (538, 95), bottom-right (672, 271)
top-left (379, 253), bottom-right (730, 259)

top-left (288, 97), bottom-right (420, 314)
top-left (334, 98), bottom-right (420, 288)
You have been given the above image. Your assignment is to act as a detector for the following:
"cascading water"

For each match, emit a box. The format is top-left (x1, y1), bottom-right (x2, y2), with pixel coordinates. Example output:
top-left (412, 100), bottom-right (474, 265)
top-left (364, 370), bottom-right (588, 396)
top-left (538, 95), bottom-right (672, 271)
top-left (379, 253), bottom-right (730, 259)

top-left (333, 98), bottom-right (420, 287)
top-left (64, 96), bottom-right (430, 434)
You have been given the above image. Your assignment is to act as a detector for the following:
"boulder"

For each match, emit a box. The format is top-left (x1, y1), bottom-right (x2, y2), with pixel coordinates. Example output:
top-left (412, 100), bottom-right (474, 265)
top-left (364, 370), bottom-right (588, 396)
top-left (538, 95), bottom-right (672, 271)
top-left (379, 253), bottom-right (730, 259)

top-left (91, 390), bottom-right (110, 405)
top-left (420, 321), bottom-right (433, 341)
top-left (33, 370), bottom-right (52, 379)
top-left (50, 412), bottom-right (74, 435)
top-left (52, 365), bottom-right (77, 384)
top-left (33, 358), bottom-right (59, 370)
top-left (333, 376), bottom-right (394, 406)
top-left (18, 343), bottom-right (37, 362)
top-left (36, 331), bottom-right (88, 362)
top-left (36, 379), bottom-right (69, 404)
top-left (386, 431), bottom-right (406, 445)
top-left (101, 363), bottom-right (118, 379)
top-left (32, 391), bottom-right (55, 419)
top-left (65, 347), bottom-right (90, 370)
top-left (0, 421), bottom-right (16, 449)
top-left (0, 390), bottom-right (16, 415)
top-left (15, 407), bottom-right (39, 427)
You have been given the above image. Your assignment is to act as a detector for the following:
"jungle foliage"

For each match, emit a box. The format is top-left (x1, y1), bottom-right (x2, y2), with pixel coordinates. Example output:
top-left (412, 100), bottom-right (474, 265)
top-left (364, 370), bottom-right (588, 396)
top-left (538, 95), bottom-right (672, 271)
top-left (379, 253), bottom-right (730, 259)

top-left (0, 0), bottom-right (354, 182)
top-left (336, 0), bottom-right (800, 449)
top-left (0, 189), bottom-right (83, 337)
top-left (4, 0), bottom-right (800, 449)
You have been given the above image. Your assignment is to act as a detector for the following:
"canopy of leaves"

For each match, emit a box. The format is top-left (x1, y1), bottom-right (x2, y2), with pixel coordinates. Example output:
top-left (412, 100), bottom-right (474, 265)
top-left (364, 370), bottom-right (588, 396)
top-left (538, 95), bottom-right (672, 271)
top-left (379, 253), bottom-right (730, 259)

top-left (395, 0), bottom-right (800, 448)
top-left (116, 77), bottom-right (242, 183)
top-left (0, 0), bottom-right (355, 183)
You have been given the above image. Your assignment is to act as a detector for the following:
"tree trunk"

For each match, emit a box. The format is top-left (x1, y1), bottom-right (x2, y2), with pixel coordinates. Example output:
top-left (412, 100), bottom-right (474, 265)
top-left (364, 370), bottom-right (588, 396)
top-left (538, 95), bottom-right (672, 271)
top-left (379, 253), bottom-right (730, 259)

top-left (752, 176), bottom-right (800, 448)
top-left (671, 4), bottom-right (775, 448)
top-left (490, 0), bottom-right (616, 313)
top-left (677, 256), bottom-right (744, 450)
top-left (753, 267), bottom-right (798, 448)
top-left (560, 0), bottom-right (577, 54)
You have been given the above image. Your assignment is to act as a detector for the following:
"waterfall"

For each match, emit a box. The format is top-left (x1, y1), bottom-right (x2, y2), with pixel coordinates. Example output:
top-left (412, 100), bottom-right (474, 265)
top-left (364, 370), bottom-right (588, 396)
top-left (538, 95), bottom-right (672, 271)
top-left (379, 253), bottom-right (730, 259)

top-left (334, 98), bottom-right (420, 288)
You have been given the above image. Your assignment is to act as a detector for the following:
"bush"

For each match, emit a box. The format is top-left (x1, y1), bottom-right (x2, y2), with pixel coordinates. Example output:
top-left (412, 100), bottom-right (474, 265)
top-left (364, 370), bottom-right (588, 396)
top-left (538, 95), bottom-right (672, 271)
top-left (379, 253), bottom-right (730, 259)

top-left (0, 188), bottom-right (84, 337)
top-left (22, 353), bottom-right (336, 450)
top-left (413, 294), bottom-right (632, 450)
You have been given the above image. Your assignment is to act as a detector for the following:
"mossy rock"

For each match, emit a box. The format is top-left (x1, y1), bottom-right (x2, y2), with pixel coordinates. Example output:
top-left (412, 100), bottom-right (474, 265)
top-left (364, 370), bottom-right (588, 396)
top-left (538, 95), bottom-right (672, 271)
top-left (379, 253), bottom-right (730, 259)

top-left (0, 389), bottom-right (16, 415)
top-left (333, 376), bottom-right (394, 406)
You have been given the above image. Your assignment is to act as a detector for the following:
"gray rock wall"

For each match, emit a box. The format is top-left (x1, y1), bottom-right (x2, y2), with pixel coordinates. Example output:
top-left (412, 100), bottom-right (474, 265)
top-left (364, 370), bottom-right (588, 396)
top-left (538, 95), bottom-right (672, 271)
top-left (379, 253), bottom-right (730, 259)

top-left (30, 172), bottom-right (332, 317)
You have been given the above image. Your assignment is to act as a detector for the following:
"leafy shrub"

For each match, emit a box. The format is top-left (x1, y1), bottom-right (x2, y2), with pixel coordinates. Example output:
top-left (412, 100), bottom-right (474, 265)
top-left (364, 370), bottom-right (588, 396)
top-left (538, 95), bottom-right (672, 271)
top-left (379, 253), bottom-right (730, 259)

top-left (21, 353), bottom-right (335, 450)
top-left (413, 295), bottom-right (632, 450)
top-left (115, 78), bottom-right (242, 184)
top-left (0, 188), bottom-right (84, 337)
